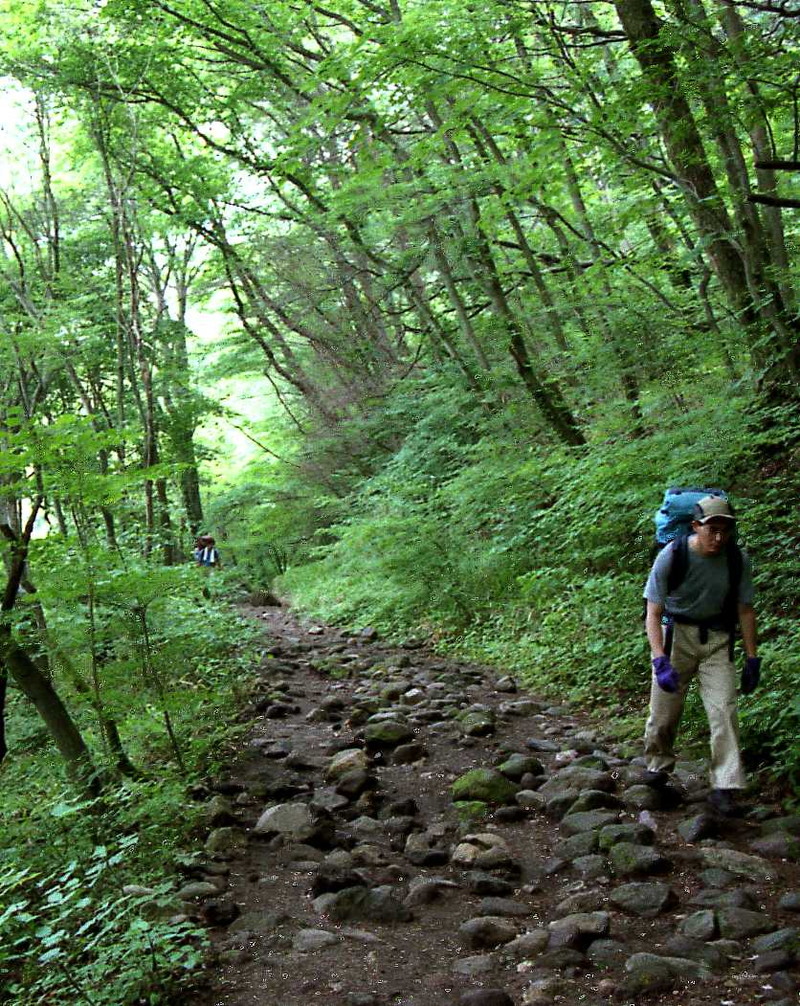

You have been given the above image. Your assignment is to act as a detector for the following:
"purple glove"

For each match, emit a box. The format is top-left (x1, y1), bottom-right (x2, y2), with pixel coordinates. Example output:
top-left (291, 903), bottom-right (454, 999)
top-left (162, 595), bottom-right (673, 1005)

top-left (652, 656), bottom-right (679, 693)
top-left (741, 656), bottom-right (761, 695)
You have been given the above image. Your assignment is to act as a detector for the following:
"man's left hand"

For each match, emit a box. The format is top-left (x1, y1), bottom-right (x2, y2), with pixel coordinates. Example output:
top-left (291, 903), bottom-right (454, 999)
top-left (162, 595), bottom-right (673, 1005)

top-left (741, 656), bottom-right (761, 695)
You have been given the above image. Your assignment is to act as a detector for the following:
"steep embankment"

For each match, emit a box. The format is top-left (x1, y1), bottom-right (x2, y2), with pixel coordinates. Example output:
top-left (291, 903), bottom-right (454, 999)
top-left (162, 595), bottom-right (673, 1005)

top-left (184, 605), bottom-right (799, 1006)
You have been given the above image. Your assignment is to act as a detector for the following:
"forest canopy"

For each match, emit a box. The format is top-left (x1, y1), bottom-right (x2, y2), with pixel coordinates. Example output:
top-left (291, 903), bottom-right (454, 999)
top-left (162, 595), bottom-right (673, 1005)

top-left (0, 1), bottom-right (799, 1002)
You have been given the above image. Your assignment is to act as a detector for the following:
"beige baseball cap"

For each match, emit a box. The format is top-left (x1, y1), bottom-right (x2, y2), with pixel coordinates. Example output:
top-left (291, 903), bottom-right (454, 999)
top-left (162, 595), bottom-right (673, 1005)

top-left (693, 495), bottom-right (736, 523)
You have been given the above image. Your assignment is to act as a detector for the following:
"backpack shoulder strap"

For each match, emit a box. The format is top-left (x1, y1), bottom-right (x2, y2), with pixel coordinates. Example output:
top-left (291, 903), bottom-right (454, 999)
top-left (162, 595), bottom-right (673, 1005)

top-left (723, 540), bottom-right (743, 614)
top-left (727, 540), bottom-right (743, 592)
top-left (666, 535), bottom-right (689, 595)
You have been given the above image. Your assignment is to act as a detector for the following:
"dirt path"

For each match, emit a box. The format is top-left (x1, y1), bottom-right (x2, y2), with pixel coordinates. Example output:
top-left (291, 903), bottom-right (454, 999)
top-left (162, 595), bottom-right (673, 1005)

top-left (184, 605), bottom-right (800, 1006)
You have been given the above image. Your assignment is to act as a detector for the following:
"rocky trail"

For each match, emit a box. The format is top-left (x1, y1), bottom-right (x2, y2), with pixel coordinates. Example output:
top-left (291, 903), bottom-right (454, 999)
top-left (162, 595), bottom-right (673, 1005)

top-left (184, 605), bottom-right (800, 1006)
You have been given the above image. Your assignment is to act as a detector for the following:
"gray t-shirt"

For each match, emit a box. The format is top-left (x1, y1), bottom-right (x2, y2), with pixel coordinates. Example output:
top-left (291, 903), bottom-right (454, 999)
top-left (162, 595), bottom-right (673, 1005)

top-left (643, 538), bottom-right (754, 621)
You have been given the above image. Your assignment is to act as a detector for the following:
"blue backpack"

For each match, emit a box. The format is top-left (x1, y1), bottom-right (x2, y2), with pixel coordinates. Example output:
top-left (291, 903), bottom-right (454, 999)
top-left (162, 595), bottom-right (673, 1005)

top-left (654, 486), bottom-right (728, 546)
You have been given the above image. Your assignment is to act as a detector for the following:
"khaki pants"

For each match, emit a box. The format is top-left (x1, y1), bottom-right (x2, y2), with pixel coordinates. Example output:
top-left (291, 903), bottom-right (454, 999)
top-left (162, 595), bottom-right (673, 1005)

top-left (644, 623), bottom-right (745, 790)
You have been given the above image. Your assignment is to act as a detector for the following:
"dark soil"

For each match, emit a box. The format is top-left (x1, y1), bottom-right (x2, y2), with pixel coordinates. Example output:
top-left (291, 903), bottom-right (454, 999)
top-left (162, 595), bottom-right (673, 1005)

top-left (185, 605), bottom-right (800, 1006)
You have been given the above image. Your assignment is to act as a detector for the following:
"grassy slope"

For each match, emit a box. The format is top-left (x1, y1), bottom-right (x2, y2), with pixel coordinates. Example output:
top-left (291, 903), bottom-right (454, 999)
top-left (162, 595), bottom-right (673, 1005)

top-left (281, 390), bottom-right (800, 793)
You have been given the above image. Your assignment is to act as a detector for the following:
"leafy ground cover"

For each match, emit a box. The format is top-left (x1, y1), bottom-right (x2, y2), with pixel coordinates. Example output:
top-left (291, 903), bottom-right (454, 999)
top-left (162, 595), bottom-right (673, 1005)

top-left (0, 577), bottom-right (259, 1006)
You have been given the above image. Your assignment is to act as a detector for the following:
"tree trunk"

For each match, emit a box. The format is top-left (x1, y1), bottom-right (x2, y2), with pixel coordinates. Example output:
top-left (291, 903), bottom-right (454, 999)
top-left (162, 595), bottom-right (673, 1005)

top-left (614, 0), bottom-right (797, 375)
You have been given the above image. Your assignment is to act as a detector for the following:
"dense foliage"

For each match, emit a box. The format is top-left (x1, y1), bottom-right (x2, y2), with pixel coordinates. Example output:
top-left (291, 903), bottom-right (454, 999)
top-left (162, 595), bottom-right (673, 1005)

top-left (0, 0), bottom-right (799, 1001)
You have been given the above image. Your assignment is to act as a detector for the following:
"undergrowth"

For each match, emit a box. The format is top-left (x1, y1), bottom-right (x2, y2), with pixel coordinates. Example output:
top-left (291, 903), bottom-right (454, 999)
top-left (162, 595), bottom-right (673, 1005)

top-left (0, 577), bottom-right (260, 1005)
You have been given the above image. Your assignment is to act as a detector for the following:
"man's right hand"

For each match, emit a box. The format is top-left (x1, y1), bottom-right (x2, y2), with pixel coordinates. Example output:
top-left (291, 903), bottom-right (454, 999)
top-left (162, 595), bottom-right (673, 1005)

top-left (652, 655), bottom-right (679, 693)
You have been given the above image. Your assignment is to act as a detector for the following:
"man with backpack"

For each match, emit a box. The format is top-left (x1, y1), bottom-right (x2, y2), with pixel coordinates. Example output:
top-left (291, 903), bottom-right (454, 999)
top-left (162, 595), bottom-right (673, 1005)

top-left (643, 494), bottom-right (760, 817)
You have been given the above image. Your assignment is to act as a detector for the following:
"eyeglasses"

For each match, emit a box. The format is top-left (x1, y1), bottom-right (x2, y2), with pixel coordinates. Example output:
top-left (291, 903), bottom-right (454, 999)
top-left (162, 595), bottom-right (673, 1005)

top-left (701, 524), bottom-right (733, 538)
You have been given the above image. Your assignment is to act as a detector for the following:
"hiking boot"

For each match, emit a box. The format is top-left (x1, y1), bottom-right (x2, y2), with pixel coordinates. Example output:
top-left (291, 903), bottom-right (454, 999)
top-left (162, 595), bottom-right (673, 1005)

top-left (707, 788), bottom-right (742, 818)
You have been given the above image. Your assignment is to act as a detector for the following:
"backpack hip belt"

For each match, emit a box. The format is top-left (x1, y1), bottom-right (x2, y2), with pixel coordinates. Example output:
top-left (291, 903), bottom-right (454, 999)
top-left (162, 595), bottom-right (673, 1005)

top-left (663, 611), bottom-right (736, 660)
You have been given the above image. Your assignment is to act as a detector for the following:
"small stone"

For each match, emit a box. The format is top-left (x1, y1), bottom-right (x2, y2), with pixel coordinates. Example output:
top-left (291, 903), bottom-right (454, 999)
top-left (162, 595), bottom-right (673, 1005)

top-left (559, 832), bottom-right (599, 859)
top-left (542, 857), bottom-right (568, 876)
top-left (324, 886), bottom-right (412, 924)
top-left (392, 742), bottom-right (427, 765)
top-left (750, 928), bottom-right (800, 955)
top-left (292, 929), bottom-right (339, 951)
top-left (336, 769), bottom-right (376, 800)
top-left (310, 865), bottom-right (367, 896)
top-left (503, 929), bottom-right (549, 959)
top-left (547, 911), bottom-right (609, 950)
top-left (325, 749), bottom-right (369, 781)
top-left (460, 710), bottom-right (496, 737)
top-left (759, 815), bottom-right (800, 837)
top-left (452, 955), bottom-right (497, 976)
top-left (597, 823), bottom-right (654, 850)
top-left (622, 952), bottom-right (710, 994)
top-left (452, 833), bottom-right (516, 871)
top-left (205, 827), bottom-right (247, 858)
top-left (452, 769), bottom-right (519, 805)
top-left (464, 871), bottom-right (515, 897)
top-left (661, 935), bottom-right (731, 972)
top-left (716, 907), bottom-right (776, 939)
top-left (544, 789), bottom-right (582, 819)
top-left (753, 949), bottom-right (796, 973)
top-left (535, 947), bottom-right (585, 970)
top-left (689, 887), bottom-right (756, 909)
top-left (677, 813), bottom-right (718, 843)
top-left (176, 881), bottom-right (222, 901)
top-left (609, 882), bottom-right (677, 917)
top-left (678, 910), bottom-right (718, 942)
top-left (699, 867), bottom-right (735, 887)
top-left (310, 788), bottom-right (350, 812)
top-left (699, 847), bottom-right (774, 881)
top-left (525, 738), bottom-right (559, 753)
top-left (571, 854), bottom-right (608, 879)
top-left (554, 889), bottom-right (608, 916)
top-left (621, 785), bottom-right (663, 811)
top-left (515, 790), bottom-right (546, 811)
top-left (201, 896), bottom-right (240, 927)
top-left (568, 789), bottom-right (622, 814)
top-left (494, 806), bottom-right (527, 824)
top-left (364, 720), bottom-right (413, 750)
top-left (751, 832), bottom-right (800, 859)
top-left (204, 795), bottom-right (238, 827)
top-left (498, 754), bottom-right (544, 781)
top-left (539, 767), bottom-right (614, 796)
top-left (253, 802), bottom-right (316, 841)
top-left (459, 916), bottom-right (519, 949)
top-left (609, 842), bottom-right (671, 876)
top-left (478, 897), bottom-right (530, 918)
top-left (404, 831), bottom-right (449, 866)
top-left (404, 877), bottom-right (459, 907)
top-left (586, 939), bottom-right (628, 966)
top-left (458, 991), bottom-right (514, 1006)
top-left (778, 892), bottom-right (800, 912)
top-left (456, 989), bottom-right (513, 1006)
top-left (560, 810), bottom-right (620, 835)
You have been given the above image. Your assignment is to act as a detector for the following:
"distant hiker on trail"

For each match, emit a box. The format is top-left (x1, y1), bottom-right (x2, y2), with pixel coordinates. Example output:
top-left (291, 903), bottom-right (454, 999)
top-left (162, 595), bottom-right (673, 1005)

top-left (642, 495), bottom-right (760, 818)
top-left (195, 535), bottom-right (222, 569)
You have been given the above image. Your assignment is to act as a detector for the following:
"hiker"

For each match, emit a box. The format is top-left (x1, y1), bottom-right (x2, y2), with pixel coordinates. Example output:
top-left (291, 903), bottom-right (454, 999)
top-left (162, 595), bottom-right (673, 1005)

top-left (195, 535), bottom-right (222, 569)
top-left (192, 536), bottom-right (204, 563)
top-left (643, 495), bottom-right (760, 817)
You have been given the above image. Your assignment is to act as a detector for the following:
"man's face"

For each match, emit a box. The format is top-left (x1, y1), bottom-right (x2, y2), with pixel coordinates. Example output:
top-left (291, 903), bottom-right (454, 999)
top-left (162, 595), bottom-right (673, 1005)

top-left (692, 518), bottom-right (734, 556)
